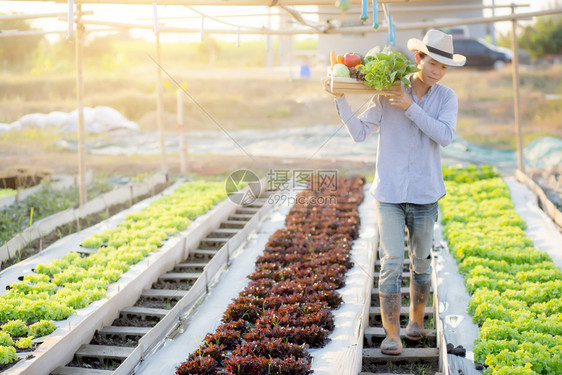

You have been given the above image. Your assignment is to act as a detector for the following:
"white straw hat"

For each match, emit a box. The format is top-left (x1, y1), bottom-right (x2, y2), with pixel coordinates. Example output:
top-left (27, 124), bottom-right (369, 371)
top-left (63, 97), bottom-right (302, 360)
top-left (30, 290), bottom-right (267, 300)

top-left (407, 29), bottom-right (466, 67)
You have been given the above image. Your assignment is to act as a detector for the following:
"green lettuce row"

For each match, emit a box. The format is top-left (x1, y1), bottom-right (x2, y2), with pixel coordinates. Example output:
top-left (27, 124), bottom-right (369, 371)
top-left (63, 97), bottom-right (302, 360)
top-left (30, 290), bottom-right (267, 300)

top-left (440, 165), bottom-right (562, 375)
top-left (0, 181), bottom-right (226, 366)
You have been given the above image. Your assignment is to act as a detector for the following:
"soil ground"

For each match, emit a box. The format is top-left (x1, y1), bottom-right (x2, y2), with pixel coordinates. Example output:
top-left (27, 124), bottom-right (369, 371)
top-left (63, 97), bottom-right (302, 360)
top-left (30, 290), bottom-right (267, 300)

top-left (1, 139), bottom-right (377, 182)
top-left (1, 65), bottom-right (559, 205)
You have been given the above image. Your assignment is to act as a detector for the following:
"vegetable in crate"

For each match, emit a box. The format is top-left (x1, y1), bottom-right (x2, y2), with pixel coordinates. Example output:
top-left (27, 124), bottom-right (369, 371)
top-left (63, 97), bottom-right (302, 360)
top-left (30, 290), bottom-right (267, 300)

top-left (362, 49), bottom-right (419, 90)
top-left (342, 53), bottom-right (362, 68)
top-left (332, 63), bottom-right (351, 78)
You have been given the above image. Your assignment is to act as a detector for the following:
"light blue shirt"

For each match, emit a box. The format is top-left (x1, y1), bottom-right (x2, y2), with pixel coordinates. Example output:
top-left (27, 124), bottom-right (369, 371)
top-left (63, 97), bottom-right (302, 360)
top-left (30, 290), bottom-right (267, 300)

top-left (335, 81), bottom-right (458, 204)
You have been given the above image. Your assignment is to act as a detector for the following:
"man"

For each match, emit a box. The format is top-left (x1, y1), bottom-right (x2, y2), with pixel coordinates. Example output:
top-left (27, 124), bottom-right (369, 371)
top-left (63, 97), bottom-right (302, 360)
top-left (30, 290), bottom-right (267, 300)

top-left (324, 29), bottom-right (466, 355)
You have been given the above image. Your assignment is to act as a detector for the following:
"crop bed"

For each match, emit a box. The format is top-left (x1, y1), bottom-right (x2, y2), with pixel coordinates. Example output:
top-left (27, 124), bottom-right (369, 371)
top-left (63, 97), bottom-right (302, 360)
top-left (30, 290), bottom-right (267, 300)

top-left (0, 180), bottom-right (227, 372)
top-left (440, 165), bottom-right (562, 375)
top-left (0, 173), bottom-right (170, 269)
top-left (50, 194), bottom-right (273, 374)
top-left (176, 176), bottom-right (365, 375)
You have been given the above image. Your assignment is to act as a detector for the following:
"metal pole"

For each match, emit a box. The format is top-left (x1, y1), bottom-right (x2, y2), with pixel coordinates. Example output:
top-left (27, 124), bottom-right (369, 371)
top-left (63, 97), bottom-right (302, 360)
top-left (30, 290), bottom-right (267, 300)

top-left (75, 3), bottom-right (87, 206)
top-left (177, 89), bottom-right (188, 174)
top-left (155, 32), bottom-right (168, 174)
top-left (511, 3), bottom-right (524, 172)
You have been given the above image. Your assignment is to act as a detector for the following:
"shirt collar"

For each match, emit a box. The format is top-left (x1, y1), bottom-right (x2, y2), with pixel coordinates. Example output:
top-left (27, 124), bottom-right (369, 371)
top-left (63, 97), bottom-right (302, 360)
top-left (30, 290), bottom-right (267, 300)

top-left (406, 74), bottom-right (439, 97)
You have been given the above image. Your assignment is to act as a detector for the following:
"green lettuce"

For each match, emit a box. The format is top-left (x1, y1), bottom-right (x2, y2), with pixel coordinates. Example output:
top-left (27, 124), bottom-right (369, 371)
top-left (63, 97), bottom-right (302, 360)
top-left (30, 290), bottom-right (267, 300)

top-left (362, 51), bottom-right (419, 90)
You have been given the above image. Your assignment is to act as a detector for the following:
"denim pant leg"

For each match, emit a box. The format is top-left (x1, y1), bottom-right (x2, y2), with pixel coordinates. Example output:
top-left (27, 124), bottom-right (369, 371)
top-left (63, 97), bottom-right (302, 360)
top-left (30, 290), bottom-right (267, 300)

top-left (405, 202), bottom-right (438, 286)
top-left (375, 202), bottom-right (407, 294)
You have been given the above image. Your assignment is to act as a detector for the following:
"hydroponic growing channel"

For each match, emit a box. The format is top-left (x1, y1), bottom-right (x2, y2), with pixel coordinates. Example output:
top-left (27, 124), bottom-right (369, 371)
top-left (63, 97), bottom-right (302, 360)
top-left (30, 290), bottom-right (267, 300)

top-left (0, 180), bottom-right (229, 373)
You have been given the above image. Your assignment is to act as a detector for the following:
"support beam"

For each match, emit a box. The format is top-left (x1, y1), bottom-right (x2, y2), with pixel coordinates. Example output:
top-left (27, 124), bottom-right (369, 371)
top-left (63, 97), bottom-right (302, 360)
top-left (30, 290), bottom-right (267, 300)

top-left (0, 11), bottom-right (92, 20)
top-left (510, 4), bottom-right (524, 172)
top-left (155, 33), bottom-right (168, 175)
top-left (35, 0), bottom-right (443, 5)
top-left (75, 3), bottom-right (87, 207)
top-left (73, 8), bottom-right (561, 36)
top-left (135, 4), bottom-right (530, 19)
top-left (177, 89), bottom-right (187, 174)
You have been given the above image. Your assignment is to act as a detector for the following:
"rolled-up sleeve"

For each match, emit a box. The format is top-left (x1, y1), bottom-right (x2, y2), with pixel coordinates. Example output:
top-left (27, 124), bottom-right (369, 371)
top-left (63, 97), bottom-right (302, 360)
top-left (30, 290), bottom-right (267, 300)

top-left (405, 89), bottom-right (458, 147)
top-left (335, 96), bottom-right (381, 143)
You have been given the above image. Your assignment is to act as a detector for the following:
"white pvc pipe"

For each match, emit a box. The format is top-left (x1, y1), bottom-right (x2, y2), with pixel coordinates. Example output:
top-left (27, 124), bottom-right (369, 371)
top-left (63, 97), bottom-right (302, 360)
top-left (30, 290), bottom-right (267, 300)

top-left (152, 2), bottom-right (159, 34)
top-left (67, 0), bottom-right (74, 40)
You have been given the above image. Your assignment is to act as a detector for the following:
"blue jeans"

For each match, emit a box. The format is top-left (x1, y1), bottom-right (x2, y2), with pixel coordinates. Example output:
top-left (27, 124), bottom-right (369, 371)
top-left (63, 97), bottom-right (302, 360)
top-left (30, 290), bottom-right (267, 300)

top-left (375, 201), bottom-right (438, 294)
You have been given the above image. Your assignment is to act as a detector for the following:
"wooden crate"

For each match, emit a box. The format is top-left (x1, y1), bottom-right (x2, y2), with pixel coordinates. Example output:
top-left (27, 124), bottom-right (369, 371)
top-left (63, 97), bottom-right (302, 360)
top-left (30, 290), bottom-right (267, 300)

top-left (329, 76), bottom-right (400, 95)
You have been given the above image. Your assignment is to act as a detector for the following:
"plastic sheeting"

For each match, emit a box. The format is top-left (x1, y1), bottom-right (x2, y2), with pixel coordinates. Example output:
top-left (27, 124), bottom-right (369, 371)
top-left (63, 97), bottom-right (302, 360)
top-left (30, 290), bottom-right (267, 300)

top-left (433, 224), bottom-right (483, 375)
top-left (506, 177), bottom-right (562, 269)
top-left (523, 136), bottom-right (562, 169)
top-left (0, 106), bottom-right (139, 134)
top-left (53, 127), bottom-right (561, 171)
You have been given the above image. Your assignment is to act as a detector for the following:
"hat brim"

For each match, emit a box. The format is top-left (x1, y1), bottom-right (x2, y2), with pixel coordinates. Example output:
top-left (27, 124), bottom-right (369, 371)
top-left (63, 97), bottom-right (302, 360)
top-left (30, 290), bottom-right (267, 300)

top-left (407, 38), bottom-right (466, 67)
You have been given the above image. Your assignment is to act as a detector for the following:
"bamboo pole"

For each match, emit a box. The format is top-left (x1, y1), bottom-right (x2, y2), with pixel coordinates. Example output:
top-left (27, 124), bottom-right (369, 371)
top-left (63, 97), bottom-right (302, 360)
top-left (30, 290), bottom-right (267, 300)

top-left (0, 27), bottom-right (130, 38)
top-left (134, 3), bottom-right (529, 19)
top-left (0, 11), bottom-right (92, 20)
top-left (75, 8), bottom-right (562, 35)
top-left (74, 3), bottom-right (87, 207)
top-left (32, 0), bottom-right (443, 5)
top-left (155, 33), bottom-right (168, 174)
top-left (511, 4), bottom-right (524, 172)
top-left (177, 90), bottom-right (188, 174)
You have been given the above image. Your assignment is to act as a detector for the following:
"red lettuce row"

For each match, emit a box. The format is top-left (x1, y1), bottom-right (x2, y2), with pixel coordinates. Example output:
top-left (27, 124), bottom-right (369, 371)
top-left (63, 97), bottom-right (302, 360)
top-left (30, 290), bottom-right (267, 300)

top-left (176, 176), bottom-right (365, 375)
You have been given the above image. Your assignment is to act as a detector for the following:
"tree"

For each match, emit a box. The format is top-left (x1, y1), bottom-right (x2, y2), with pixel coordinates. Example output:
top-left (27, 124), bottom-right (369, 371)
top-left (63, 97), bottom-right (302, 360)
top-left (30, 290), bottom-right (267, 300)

top-left (0, 14), bottom-right (44, 70)
top-left (499, 15), bottom-right (562, 60)
top-left (518, 15), bottom-right (562, 59)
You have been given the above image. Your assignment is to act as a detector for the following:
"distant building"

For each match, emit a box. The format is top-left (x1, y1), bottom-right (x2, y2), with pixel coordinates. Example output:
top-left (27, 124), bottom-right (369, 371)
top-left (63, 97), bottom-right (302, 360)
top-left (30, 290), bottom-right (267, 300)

top-left (317, 0), bottom-right (486, 62)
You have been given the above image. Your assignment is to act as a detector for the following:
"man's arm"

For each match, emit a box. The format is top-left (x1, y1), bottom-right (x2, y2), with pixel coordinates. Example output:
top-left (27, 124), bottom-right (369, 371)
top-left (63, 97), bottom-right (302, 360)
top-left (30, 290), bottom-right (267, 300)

top-left (322, 77), bottom-right (381, 143)
top-left (405, 92), bottom-right (457, 147)
top-left (384, 85), bottom-right (457, 147)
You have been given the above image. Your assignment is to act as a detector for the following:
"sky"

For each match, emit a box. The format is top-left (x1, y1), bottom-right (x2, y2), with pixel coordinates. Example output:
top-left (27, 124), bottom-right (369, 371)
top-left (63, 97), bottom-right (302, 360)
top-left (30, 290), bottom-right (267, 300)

top-left (1, 0), bottom-right (559, 43)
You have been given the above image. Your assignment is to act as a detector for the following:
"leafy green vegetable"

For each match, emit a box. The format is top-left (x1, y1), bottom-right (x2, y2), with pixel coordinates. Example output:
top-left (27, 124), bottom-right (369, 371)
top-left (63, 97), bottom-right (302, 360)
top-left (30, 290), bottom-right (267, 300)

top-left (0, 180), bottom-right (228, 356)
top-left (362, 51), bottom-right (419, 90)
top-left (0, 331), bottom-right (14, 347)
top-left (28, 320), bottom-right (57, 338)
top-left (15, 336), bottom-right (34, 350)
top-left (0, 188), bottom-right (16, 199)
top-left (0, 346), bottom-right (17, 365)
top-left (441, 165), bottom-right (562, 375)
top-left (1, 319), bottom-right (28, 337)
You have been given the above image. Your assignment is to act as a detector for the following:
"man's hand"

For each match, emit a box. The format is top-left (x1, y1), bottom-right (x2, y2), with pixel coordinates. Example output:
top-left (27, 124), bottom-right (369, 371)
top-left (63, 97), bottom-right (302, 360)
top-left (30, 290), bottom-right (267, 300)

top-left (322, 77), bottom-right (343, 98)
top-left (383, 85), bottom-right (412, 111)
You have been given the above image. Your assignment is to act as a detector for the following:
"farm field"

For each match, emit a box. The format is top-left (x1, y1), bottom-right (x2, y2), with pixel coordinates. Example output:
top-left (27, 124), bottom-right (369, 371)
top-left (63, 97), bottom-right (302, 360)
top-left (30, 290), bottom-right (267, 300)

top-left (1, 36), bottom-right (561, 375)
top-left (1, 163), bottom-right (560, 374)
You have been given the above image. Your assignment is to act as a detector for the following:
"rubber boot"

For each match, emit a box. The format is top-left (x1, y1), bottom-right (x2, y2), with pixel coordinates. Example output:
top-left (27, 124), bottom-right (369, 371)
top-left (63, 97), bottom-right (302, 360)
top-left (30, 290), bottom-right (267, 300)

top-left (379, 292), bottom-right (403, 355)
top-left (405, 280), bottom-right (431, 341)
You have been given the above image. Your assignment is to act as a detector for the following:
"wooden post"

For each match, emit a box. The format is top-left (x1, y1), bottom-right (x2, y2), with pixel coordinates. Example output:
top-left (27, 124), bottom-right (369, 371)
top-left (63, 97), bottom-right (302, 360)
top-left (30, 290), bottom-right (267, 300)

top-left (177, 89), bottom-right (188, 174)
top-left (155, 31), bottom-right (168, 174)
top-left (511, 4), bottom-right (524, 172)
top-left (75, 3), bottom-right (87, 207)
